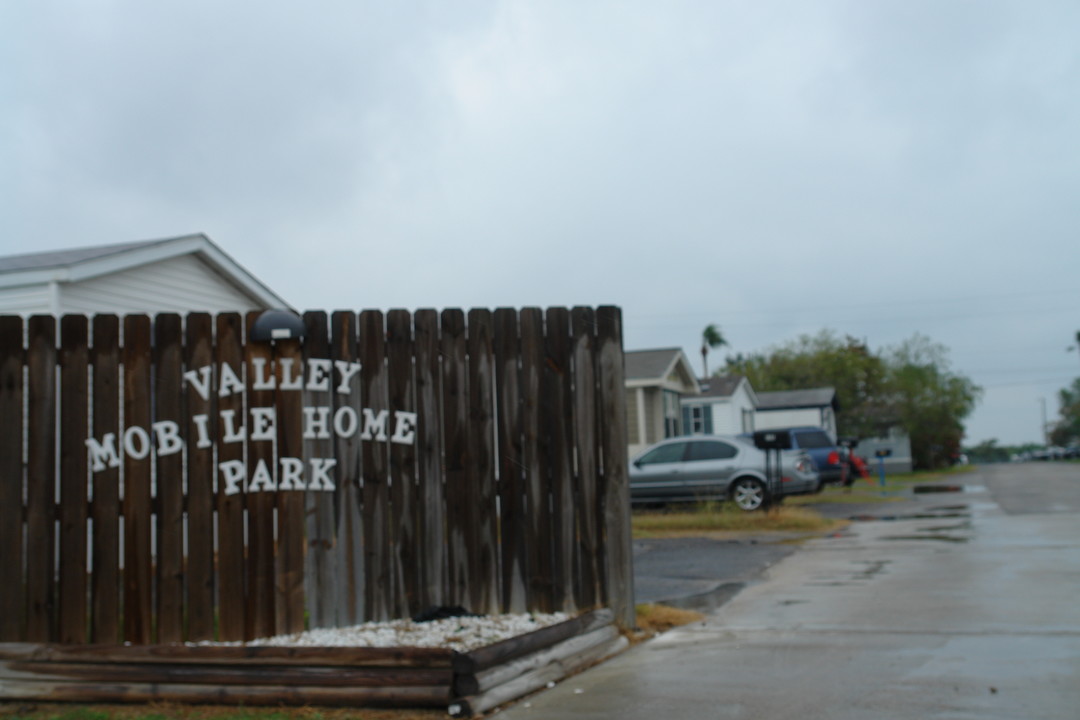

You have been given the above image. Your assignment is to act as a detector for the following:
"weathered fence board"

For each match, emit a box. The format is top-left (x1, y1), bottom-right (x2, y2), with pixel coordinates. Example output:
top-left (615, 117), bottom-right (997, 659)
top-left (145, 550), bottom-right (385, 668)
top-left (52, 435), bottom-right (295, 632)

top-left (302, 311), bottom-right (338, 629)
top-left (386, 309), bottom-right (417, 618)
top-left (571, 307), bottom-right (602, 610)
top-left (275, 336), bottom-right (307, 635)
top-left (58, 315), bottom-right (89, 645)
top-left (0, 306), bottom-right (633, 648)
top-left (0, 316), bottom-right (24, 641)
top-left (441, 308), bottom-right (469, 609)
top-left (413, 309), bottom-right (446, 612)
top-left (596, 307), bottom-right (635, 629)
top-left (520, 308), bottom-right (553, 613)
top-left (215, 313), bottom-right (247, 642)
top-left (494, 308), bottom-right (526, 613)
top-left (184, 312), bottom-right (216, 642)
top-left (25, 316), bottom-right (56, 642)
top-left (245, 310), bottom-right (278, 640)
top-left (360, 310), bottom-right (391, 622)
top-left (90, 315), bottom-right (121, 644)
top-left (544, 307), bottom-right (577, 614)
top-left (123, 315), bottom-right (153, 645)
top-left (331, 310), bottom-right (364, 627)
top-left (466, 308), bottom-right (499, 615)
top-left (154, 314), bottom-right (185, 644)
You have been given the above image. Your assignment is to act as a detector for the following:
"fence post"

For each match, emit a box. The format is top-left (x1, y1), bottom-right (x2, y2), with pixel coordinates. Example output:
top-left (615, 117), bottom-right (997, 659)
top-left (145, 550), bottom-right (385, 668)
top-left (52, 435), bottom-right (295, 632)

top-left (596, 306), bottom-right (635, 630)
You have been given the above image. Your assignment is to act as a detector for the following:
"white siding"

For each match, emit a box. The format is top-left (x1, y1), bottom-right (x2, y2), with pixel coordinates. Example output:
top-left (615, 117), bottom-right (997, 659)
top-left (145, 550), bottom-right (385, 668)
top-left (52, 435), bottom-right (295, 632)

top-left (708, 401), bottom-right (737, 435)
top-left (711, 384), bottom-right (757, 435)
top-left (0, 284), bottom-right (52, 315)
top-left (60, 254), bottom-right (267, 315)
top-left (755, 408), bottom-right (823, 431)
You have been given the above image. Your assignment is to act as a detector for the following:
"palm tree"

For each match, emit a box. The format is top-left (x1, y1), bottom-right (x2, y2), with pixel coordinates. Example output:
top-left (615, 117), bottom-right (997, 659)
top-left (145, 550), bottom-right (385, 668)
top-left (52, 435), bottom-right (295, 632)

top-left (701, 324), bottom-right (728, 379)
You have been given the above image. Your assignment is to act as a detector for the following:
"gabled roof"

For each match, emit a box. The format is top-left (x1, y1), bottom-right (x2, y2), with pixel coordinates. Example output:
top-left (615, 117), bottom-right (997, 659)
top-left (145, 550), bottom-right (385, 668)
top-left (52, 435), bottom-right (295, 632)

top-left (696, 374), bottom-right (746, 398)
top-left (0, 233), bottom-right (291, 309)
top-left (756, 387), bottom-right (840, 412)
top-left (0, 239), bottom-right (165, 273)
top-left (624, 348), bottom-right (700, 394)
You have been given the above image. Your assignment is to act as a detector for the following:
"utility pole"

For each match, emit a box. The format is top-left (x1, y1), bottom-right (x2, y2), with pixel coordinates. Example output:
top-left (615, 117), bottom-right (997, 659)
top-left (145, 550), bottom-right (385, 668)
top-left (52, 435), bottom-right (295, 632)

top-left (1039, 397), bottom-right (1049, 447)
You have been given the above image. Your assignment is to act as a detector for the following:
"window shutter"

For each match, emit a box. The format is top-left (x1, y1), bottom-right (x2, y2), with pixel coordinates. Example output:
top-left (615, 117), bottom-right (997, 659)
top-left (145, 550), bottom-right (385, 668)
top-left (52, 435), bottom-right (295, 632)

top-left (704, 407), bottom-right (713, 435)
top-left (681, 406), bottom-right (691, 435)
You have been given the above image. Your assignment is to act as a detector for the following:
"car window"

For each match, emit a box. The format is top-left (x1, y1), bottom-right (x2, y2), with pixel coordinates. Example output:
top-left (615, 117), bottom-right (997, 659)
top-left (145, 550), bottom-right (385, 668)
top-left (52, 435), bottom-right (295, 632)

top-left (637, 442), bottom-right (687, 465)
top-left (795, 431), bottom-right (834, 448)
top-left (686, 441), bottom-right (738, 461)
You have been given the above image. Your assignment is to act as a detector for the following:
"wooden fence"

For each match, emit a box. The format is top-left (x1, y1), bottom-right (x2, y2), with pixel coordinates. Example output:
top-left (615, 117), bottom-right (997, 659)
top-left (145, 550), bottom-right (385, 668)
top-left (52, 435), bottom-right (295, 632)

top-left (0, 306), bottom-right (633, 646)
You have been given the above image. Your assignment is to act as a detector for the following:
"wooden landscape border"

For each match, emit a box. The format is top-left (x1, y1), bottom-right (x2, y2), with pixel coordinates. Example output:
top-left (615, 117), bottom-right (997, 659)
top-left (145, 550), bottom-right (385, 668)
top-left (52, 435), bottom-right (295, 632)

top-left (0, 610), bottom-right (624, 717)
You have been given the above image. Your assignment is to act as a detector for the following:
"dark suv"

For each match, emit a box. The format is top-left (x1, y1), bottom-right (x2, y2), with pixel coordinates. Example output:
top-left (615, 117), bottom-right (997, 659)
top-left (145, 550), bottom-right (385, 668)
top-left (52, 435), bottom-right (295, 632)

top-left (742, 427), bottom-right (844, 485)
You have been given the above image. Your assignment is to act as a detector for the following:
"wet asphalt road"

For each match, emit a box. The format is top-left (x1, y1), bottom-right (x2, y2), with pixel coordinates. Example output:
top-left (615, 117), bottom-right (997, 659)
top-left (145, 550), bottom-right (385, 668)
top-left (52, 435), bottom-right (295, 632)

top-left (633, 535), bottom-right (794, 608)
top-left (632, 461), bottom-right (1078, 609)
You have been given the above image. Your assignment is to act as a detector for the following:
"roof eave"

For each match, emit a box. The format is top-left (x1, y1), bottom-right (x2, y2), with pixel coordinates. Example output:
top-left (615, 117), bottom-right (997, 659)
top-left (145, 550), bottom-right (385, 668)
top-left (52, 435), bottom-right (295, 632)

top-left (0, 234), bottom-right (293, 311)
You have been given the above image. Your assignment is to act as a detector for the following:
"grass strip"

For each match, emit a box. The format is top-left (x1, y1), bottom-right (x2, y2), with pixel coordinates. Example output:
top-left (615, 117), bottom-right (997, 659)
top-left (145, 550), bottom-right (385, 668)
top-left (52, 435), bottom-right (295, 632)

top-left (632, 502), bottom-right (841, 538)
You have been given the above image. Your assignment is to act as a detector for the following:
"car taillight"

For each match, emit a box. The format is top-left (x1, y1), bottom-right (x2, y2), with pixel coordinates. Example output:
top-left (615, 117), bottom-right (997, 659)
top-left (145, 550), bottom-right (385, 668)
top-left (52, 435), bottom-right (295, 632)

top-left (827, 451), bottom-right (839, 465)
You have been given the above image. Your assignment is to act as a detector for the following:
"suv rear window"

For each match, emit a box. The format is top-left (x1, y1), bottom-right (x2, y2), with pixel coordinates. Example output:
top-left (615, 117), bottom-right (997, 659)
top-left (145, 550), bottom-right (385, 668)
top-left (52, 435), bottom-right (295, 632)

top-left (796, 431), bottom-right (834, 449)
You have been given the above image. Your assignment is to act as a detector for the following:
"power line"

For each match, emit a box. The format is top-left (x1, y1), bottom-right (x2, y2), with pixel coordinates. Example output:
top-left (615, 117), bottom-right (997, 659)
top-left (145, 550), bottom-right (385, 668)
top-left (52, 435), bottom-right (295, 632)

top-left (634, 288), bottom-right (1080, 321)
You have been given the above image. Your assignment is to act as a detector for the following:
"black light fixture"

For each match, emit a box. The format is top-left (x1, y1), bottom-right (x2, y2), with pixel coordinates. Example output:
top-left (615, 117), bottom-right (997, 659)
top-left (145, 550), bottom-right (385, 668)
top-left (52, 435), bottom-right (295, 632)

top-left (250, 309), bottom-right (306, 342)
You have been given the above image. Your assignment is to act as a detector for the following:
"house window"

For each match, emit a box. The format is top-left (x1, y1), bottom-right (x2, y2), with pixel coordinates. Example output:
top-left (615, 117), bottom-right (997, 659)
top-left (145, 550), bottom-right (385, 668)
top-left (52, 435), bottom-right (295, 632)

top-left (684, 405), bottom-right (712, 435)
top-left (691, 406), bottom-right (705, 434)
top-left (663, 391), bottom-right (681, 438)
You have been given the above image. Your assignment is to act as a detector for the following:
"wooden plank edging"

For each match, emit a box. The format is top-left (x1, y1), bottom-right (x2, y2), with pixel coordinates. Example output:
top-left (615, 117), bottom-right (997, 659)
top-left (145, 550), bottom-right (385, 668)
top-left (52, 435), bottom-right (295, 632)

top-left (0, 643), bottom-right (454, 668)
top-left (452, 608), bottom-right (614, 674)
top-left (450, 632), bottom-right (629, 718)
top-left (0, 609), bottom-right (627, 713)
top-left (454, 625), bottom-right (619, 696)
top-left (0, 681), bottom-right (451, 707)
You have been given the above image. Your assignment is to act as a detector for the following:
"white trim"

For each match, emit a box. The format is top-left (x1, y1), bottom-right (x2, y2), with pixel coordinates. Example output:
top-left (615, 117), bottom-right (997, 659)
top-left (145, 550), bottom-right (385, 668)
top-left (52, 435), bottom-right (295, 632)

top-left (47, 280), bottom-right (61, 315)
top-left (636, 388), bottom-right (647, 449)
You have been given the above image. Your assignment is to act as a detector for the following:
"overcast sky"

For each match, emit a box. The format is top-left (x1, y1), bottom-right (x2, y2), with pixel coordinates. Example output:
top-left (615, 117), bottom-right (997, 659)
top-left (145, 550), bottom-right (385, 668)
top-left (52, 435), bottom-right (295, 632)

top-left (2, 1), bottom-right (1078, 446)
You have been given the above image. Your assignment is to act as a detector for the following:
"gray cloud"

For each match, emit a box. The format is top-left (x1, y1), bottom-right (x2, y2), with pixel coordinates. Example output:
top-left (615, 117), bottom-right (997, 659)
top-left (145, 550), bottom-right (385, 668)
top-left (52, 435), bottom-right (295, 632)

top-left (2, 0), bottom-right (1078, 444)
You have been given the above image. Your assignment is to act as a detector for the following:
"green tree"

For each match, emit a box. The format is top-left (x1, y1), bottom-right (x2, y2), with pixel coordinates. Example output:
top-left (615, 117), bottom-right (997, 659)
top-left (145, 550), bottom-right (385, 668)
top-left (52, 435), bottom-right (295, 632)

top-left (964, 438), bottom-right (1010, 464)
top-left (724, 331), bottom-right (981, 470)
top-left (700, 324), bottom-right (728, 378)
top-left (882, 334), bottom-right (982, 469)
top-left (1049, 377), bottom-right (1080, 446)
top-left (724, 330), bottom-right (892, 440)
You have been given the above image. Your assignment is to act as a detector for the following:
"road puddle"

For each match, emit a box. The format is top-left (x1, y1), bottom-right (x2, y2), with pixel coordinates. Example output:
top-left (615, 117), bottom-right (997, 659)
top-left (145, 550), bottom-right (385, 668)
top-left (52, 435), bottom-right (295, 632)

top-left (879, 533), bottom-right (970, 543)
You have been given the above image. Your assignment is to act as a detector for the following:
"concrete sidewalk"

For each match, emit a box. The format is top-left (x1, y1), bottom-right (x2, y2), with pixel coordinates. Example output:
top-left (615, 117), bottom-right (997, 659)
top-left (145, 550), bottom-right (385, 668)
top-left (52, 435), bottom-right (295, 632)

top-left (496, 471), bottom-right (1080, 719)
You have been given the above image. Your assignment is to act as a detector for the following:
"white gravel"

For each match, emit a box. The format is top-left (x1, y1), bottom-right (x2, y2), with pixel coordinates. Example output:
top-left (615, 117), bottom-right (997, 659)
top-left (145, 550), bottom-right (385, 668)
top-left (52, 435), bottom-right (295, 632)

top-left (198, 612), bottom-right (571, 653)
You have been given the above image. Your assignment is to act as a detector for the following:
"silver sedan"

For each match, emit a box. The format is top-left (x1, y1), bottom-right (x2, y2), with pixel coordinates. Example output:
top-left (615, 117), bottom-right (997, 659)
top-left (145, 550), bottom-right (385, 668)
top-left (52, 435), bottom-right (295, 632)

top-left (629, 435), bottom-right (820, 510)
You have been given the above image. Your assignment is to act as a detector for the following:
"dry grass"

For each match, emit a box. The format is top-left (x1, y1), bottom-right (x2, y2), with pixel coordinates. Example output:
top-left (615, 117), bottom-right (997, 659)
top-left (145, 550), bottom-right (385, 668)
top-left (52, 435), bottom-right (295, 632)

top-left (789, 465), bottom-right (978, 506)
top-left (633, 604), bottom-right (705, 635)
top-left (632, 502), bottom-right (842, 538)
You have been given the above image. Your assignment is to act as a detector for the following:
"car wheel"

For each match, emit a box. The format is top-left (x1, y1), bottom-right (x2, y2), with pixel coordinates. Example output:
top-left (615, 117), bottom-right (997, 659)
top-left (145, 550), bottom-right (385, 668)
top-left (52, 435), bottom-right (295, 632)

top-left (731, 477), bottom-right (768, 511)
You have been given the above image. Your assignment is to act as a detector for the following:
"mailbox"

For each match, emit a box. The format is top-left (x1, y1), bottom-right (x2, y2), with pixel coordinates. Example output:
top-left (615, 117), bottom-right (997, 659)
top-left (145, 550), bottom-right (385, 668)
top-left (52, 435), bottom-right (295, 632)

top-left (875, 448), bottom-right (893, 458)
top-left (753, 429), bottom-right (792, 450)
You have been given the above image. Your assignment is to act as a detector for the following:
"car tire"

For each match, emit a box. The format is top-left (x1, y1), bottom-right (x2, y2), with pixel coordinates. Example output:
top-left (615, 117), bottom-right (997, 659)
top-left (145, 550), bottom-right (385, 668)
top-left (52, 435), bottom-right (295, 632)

top-left (731, 477), bottom-right (768, 512)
